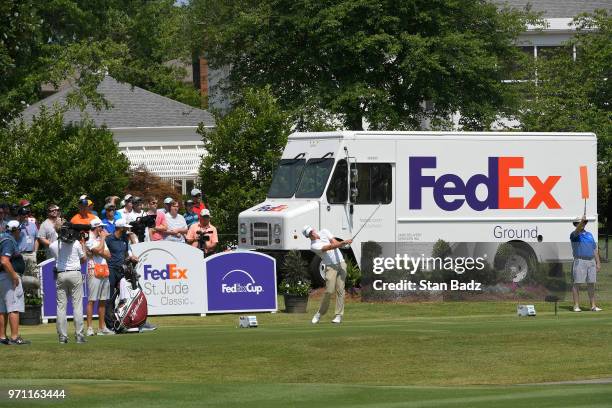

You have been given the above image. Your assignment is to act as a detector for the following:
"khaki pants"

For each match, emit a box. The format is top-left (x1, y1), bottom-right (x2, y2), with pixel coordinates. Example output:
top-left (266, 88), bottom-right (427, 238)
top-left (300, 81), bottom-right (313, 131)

top-left (56, 270), bottom-right (84, 338)
top-left (318, 261), bottom-right (346, 316)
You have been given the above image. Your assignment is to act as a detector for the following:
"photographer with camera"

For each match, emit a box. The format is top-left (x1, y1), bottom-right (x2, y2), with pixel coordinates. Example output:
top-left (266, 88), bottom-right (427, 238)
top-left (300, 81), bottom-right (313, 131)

top-left (186, 209), bottom-right (218, 257)
top-left (49, 222), bottom-right (88, 344)
top-left (0, 221), bottom-right (30, 345)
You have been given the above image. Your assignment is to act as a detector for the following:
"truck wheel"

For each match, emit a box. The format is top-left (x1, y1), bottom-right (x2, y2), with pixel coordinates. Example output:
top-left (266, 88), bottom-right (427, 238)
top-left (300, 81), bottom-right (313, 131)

top-left (503, 245), bottom-right (536, 283)
top-left (309, 255), bottom-right (325, 287)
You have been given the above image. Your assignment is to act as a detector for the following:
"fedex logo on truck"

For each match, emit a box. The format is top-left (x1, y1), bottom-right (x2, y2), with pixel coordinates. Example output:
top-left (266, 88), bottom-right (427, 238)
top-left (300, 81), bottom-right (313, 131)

top-left (143, 264), bottom-right (188, 280)
top-left (409, 157), bottom-right (561, 211)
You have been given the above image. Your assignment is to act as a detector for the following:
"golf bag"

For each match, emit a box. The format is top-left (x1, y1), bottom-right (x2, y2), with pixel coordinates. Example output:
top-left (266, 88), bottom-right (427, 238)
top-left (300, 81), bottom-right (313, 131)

top-left (107, 259), bottom-right (148, 333)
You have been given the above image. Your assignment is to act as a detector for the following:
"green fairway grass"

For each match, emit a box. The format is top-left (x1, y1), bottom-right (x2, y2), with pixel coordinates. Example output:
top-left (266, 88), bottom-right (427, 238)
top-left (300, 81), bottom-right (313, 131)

top-left (1, 260), bottom-right (611, 407)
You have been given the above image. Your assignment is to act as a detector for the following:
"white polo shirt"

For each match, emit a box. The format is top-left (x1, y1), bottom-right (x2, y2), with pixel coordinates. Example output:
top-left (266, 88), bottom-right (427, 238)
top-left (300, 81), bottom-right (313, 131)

top-left (49, 240), bottom-right (84, 271)
top-left (310, 229), bottom-right (344, 265)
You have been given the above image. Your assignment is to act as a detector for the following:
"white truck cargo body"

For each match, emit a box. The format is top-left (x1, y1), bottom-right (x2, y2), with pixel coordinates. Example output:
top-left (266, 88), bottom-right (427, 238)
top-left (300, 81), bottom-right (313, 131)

top-left (238, 131), bottom-right (597, 281)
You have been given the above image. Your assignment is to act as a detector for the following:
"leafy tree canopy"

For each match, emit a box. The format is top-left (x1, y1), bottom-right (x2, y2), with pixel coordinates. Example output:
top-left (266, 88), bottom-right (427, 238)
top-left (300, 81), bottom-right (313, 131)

top-left (0, 107), bottom-right (130, 218)
top-left (518, 11), bottom-right (611, 228)
top-left (188, 0), bottom-right (536, 130)
top-left (197, 87), bottom-right (291, 237)
top-left (1, 0), bottom-right (198, 126)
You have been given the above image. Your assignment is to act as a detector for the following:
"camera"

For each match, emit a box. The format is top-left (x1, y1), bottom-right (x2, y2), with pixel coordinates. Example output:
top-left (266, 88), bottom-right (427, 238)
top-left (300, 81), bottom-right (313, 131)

top-left (59, 222), bottom-right (90, 243)
top-left (130, 214), bottom-right (156, 242)
top-left (196, 230), bottom-right (211, 253)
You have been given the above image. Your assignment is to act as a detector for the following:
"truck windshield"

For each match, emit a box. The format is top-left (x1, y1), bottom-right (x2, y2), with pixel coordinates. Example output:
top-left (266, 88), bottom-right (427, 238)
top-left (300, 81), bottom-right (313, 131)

top-left (295, 158), bottom-right (335, 198)
top-left (267, 159), bottom-right (306, 198)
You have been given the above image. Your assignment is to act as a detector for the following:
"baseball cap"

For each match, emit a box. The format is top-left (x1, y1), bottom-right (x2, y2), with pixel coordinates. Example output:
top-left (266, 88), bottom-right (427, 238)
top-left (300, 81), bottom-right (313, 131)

top-left (302, 225), bottom-right (313, 238)
top-left (573, 216), bottom-right (587, 225)
top-left (200, 208), bottom-right (211, 217)
top-left (79, 194), bottom-right (88, 200)
top-left (124, 194), bottom-right (133, 202)
top-left (191, 188), bottom-right (202, 196)
top-left (185, 199), bottom-right (194, 206)
top-left (7, 220), bottom-right (20, 231)
top-left (47, 204), bottom-right (60, 211)
top-left (90, 218), bottom-right (108, 228)
top-left (115, 219), bottom-right (132, 229)
top-left (19, 199), bottom-right (30, 207)
top-left (163, 197), bottom-right (173, 205)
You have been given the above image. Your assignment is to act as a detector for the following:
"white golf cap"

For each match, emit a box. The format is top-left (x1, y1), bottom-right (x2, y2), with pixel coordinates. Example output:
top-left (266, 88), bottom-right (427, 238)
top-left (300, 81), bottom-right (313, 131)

top-left (90, 218), bottom-right (108, 228)
top-left (124, 194), bottom-right (133, 201)
top-left (163, 197), bottom-right (173, 205)
top-left (79, 194), bottom-right (88, 200)
top-left (200, 208), bottom-right (211, 217)
top-left (302, 225), bottom-right (313, 238)
top-left (115, 219), bottom-right (132, 229)
top-left (7, 220), bottom-right (20, 230)
top-left (191, 188), bottom-right (202, 196)
top-left (573, 216), bottom-right (587, 224)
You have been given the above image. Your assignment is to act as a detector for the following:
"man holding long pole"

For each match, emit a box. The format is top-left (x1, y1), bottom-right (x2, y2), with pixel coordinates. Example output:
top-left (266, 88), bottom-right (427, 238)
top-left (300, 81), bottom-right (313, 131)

top-left (303, 225), bottom-right (352, 324)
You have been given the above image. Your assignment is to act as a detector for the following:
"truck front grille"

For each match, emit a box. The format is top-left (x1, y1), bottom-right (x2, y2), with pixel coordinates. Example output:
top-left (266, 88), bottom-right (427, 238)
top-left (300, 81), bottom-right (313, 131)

top-left (251, 222), bottom-right (271, 246)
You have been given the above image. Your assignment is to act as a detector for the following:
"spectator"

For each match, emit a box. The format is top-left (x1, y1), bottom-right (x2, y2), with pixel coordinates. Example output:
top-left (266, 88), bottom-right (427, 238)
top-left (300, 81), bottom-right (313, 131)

top-left (49, 225), bottom-right (87, 344)
top-left (19, 200), bottom-right (37, 225)
top-left (16, 207), bottom-right (38, 283)
top-left (146, 197), bottom-right (167, 241)
top-left (118, 194), bottom-right (137, 224)
top-left (186, 209), bottom-right (218, 257)
top-left (0, 204), bottom-right (8, 233)
top-left (190, 189), bottom-right (208, 216)
top-left (38, 204), bottom-right (64, 259)
top-left (79, 195), bottom-right (98, 217)
top-left (0, 220), bottom-right (30, 345)
top-left (163, 201), bottom-right (188, 243)
top-left (71, 199), bottom-right (97, 225)
top-left (102, 203), bottom-right (120, 234)
top-left (163, 197), bottom-right (173, 214)
top-left (132, 197), bottom-right (145, 218)
top-left (100, 196), bottom-right (120, 219)
top-left (183, 200), bottom-right (198, 228)
top-left (85, 218), bottom-right (113, 336)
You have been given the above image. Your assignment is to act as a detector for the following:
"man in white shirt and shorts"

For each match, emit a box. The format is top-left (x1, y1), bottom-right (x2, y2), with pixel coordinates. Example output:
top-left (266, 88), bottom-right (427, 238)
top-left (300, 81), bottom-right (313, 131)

top-left (85, 218), bottom-right (114, 335)
top-left (303, 225), bottom-right (352, 324)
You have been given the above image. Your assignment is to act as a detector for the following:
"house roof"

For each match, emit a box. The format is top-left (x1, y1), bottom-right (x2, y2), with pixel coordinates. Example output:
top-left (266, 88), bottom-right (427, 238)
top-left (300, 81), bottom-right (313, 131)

top-left (21, 76), bottom-right (215, 129)
top-left (493, 0), bottom-right (612, 18)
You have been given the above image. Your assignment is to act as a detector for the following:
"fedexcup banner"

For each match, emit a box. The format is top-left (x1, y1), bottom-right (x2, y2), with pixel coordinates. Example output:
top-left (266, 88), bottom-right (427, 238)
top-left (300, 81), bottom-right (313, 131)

top-left (131, 242), bottom-right (206, 315)
top-left (205, 251), bottom-right (277, 313)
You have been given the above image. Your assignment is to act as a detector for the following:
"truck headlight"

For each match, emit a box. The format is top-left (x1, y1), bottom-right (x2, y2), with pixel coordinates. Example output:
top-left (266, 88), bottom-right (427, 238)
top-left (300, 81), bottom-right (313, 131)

top-left (273, 224), bottom-right (281, 236)
top-left (239, 223), bottom-right (247, 235)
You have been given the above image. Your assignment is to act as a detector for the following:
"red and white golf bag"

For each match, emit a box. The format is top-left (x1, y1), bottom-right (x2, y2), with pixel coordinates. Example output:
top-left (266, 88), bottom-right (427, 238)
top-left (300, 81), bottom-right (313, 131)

top-left (114, 280), bottom-right (148, 332)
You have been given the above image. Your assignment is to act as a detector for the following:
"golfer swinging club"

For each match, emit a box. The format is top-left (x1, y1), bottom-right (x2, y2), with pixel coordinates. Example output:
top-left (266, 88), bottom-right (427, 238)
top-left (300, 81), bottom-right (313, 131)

top-left (303, 225), bottom-right (352, 324)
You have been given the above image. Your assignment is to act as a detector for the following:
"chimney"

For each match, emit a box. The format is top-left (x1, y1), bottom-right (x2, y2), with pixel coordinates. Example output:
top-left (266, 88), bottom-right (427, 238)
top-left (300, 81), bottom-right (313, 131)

top-left (192, 55), bottom-right (209, 99)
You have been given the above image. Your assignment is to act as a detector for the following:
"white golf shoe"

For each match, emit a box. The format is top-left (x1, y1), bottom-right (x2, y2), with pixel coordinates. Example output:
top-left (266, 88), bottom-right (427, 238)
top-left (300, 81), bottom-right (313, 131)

top-left (311, 312), bottom-right (321, 324)
top-left (331, 314), bottom-right (342, 324)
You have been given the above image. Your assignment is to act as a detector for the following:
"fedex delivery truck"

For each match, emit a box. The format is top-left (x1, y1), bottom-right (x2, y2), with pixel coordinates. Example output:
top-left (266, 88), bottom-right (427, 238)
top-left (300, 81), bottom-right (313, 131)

top-left (238, 131), bottom-right (597, 282)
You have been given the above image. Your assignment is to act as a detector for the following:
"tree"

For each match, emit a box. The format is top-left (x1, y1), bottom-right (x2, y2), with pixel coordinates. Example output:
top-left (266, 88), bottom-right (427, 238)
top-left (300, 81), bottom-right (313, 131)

top-left (197, 87), bottom-right (291, 237)
top-left (518, 11), bottom-right (611, 230)
top-left (1, 0), bottom-right (199, 126)
top-left (0, 107), bottom-right (130, 218)
top-left (127, 166), bottom-right (179, 203)
top-left (188, 0), bottom-right (534, 130)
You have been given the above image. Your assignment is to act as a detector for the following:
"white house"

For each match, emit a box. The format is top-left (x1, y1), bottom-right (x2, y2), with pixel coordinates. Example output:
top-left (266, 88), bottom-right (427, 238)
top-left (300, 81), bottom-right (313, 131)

top-left (21, 76), bottom-right (215, 194)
